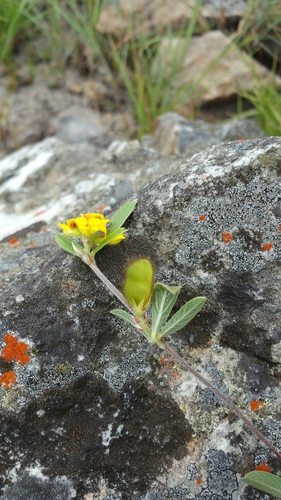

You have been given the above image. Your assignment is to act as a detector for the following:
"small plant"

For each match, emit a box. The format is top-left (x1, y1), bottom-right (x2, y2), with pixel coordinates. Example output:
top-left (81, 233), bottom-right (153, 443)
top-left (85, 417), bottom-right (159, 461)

top-left (56, 201), bottom-right (281, 478)
top-left (0, 0), bottom-right (44, 66)
top-left (237, 81), bottom-right (281, 136)
top-left (107, 0), bottom-right (203, 136)
top-left (43, 0), bottom-right (110, 72)
top-left (56, 203), bottom-right (206, 347)
top-left (235, 0), bottom-right (281, 65)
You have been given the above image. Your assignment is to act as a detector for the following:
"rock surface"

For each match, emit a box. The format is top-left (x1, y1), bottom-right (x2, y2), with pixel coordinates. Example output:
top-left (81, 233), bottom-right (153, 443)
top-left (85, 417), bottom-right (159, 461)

top-left (1, 136), bottom-right (281, 500)
top-left (143, 113), bottom-right (266, 156)
top-left (0, 114), bottom-right (266, 242)
top-left (97, 0), bottom-right (248, 36)
top-left (0, 66), bottom-right (137, 159)
top-left (153, 31), bottom-right (281, 106)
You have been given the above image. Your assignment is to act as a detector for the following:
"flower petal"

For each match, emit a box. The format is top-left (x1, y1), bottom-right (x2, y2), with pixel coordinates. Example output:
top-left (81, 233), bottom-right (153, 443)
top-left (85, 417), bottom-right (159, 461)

top-left (107, 232), bottom-right (126, 245)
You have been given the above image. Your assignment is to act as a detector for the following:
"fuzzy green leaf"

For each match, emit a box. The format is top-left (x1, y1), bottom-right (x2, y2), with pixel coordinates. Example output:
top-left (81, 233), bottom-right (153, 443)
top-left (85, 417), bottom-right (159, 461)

top-left (55, 234), bottom-right (83, 256)
top-left (159, 297), bottom-right (206, 337)
top-left (110, 309), bottom-right (136, 328)
top-left (152, 283), bottom-right (181, 334)
top-left (109, 201), bottom-right (136, 233)
top-left (244, 471), bottom-right (281, 499)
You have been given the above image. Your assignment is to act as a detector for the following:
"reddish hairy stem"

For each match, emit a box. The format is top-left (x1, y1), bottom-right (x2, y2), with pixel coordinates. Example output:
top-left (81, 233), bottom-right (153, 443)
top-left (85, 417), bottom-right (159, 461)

top-left (162, 339), bottom-right (281, 462)
top-left (88, 258), bottom-right (135, 314)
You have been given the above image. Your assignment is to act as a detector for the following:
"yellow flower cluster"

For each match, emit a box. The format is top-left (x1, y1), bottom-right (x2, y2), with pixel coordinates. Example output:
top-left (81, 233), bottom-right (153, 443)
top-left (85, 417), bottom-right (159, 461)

top-left (58, 213), bottom-right (125, 245)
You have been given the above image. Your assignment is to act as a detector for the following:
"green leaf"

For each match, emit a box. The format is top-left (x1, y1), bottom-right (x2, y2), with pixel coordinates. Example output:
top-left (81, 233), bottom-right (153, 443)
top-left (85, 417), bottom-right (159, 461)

top-left (152, 283), bottom-right (181, 334)
top-left (55, 234), bottom-right (83, 257)
top-left (110, 309), bottom-right (136, 328)
top-left (159, 297), bottom-right (206, 337)
top-left (91, 228), bottom-right (126, 255)
top-left (244, 471), bottom-right (281, 499)
top-left (109, 201), bottom-right (137, 233)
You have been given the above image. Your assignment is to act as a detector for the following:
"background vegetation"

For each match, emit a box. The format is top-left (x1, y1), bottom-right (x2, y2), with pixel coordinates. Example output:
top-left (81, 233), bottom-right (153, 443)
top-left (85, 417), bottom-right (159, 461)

top-left (0, 0), bottom-right (281, 138)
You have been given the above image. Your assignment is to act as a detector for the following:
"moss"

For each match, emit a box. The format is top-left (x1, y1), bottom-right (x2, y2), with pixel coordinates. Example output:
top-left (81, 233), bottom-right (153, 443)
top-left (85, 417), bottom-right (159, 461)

top-left (56, 361), bottom-right (72, 375)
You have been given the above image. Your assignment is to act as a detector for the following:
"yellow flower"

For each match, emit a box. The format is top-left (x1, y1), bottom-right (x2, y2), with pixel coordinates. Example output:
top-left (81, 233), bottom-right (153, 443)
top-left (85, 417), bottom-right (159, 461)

top-left (57, 212), bottom-right (127, 251)
top-left (75, 213), bottom-right (110, 239)
top-left (57, 218), bottom-right (82, 237)
top-left (58, 213), bottom-right (109, 240)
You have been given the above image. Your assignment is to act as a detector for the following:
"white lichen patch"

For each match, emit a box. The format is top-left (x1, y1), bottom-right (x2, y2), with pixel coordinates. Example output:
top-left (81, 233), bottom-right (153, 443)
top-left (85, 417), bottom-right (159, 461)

top-left (65, 304), bottom-right (80, 331)
top-left (3, 461), bottom-right (77, 499)
top-left (15, 295), bottom-right (24, 303)
top-left (36, 409), bottom-right (45, 418)
top-left (271, 340), bottom-right (281, 364)
top-left (0, 192), bottom-right (77, 240)
top-left (0, 138), bottom-right (55, 195)
top-left (26, 461), bottom-right (47, 480)
top-left (101, 422), bottom-right (123, 452)
top-left (103, 345), bottom-right (151, 392)
top-left (75, 174), bottom-right (115, 194)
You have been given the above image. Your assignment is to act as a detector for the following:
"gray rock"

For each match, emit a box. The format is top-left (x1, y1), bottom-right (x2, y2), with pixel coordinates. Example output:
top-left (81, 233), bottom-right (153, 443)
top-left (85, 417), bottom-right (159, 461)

top-left (97, 0), bottom-right (248, 37)
top-left (142, 113), bottom-right (266, 156)
top-left (153, 32), bottom-right (281, 106)
top-left (1, 137), bottom-right (281, 499)
top-left (0, 137), bottom-right (182, 242)
top-left (56, 114), bottom-right (105, 144)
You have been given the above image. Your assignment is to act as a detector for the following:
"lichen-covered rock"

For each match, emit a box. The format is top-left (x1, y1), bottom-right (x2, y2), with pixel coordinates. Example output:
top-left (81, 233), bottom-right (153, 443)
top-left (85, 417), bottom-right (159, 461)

top-left (1, 137), bottom-right (281, 499)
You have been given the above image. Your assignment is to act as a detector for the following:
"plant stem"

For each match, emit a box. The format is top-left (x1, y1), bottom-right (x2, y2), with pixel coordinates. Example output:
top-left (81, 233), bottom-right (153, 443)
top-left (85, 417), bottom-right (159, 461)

top-left (162, 339), bottom-right (281, 462)
top-left (88, 258), bottom-right (135, 314)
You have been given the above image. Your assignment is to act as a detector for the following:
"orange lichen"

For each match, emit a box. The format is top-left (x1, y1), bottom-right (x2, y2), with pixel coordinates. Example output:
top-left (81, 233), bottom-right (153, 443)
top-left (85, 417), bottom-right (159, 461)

top-left (196, 478), bottom-right (203, 485)
top-left (96, 204), bottom-right (106, 212)
top-left (0, 370), bottom-right (16, 389)
top-left (237, 139), bottom-right (248, 142)
top-left (279, 226), bottom-right (281, 231)
top-left (222, 232), bottom-right (233, 243)
top-left (33, 210), bottom-right (47, 217)
top-left (250, 399), bottom-right (264, 411)
top-left (262, 243), bottom-right (273, 252)
top-left (8, 237), bottom-right (19, 245)
top-left (2, 333), bottom-right (30, 366)
top-left (256, 462), bottom-right (271, 473)
top-left (159, 357), bottom-right (165, 364)
top-left (199, 215), bottom-right (205, 221)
